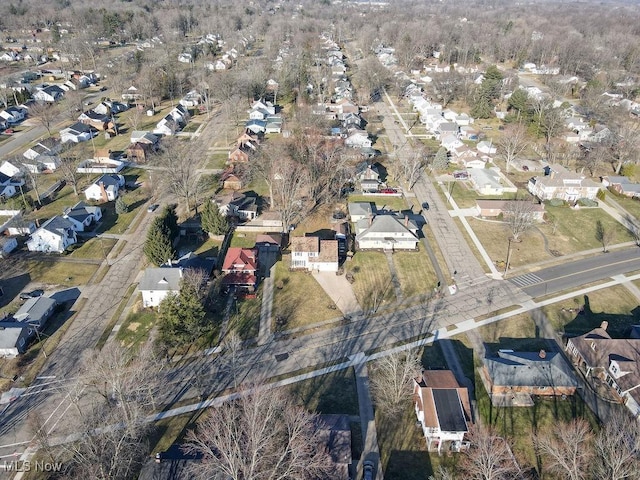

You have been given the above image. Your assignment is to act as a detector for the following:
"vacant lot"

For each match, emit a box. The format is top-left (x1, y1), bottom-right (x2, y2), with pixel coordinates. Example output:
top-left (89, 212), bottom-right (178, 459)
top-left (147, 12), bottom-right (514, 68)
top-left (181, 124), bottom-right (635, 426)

top-left (392, 251), bottom-right (438, 297)
top-left (27, 260), bottom-right (99, 287)
top-left (117, 308), bottom-right (157, 350)
top-left (345, 251), bottom-right (395, 309)
top-left (272, 256), bottom-right (338, 331)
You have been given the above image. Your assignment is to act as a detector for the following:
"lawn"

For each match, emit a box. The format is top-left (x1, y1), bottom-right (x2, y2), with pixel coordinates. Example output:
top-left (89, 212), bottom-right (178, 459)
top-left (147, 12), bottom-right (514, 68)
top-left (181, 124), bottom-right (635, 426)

top-left (476, 313), bottom-right (550, 354)
top-left (447, 181), bottom-right (479, 208)
top-left (541, 285), bottom-right (640, 337)
top-left (348, 194), bottom-right (408, 212)
top-left (392, 251), bottom-right (438, 298)
top-left (203, 153), bottom-right (229, 170)
top-left (26, 185), bottom-right (83, 224)
top-left (286, 368), bottom-right (359, 415)
top-left (69, 237), bottom-right (117, 260)
top-left (608, 193), bottom-right (640, 221)
top-left (194, 237), bottom-right (223, 258)
top-left (116, 308), bottom-right (157, 350)
top-left (26, 260), bottom-right (99, 287)
top-left (227, 294), bottom-right (261, 340)
top-left (345, 251), bottom-right (396, 310)
top-left (230, 231), bottom-right (257, 248)
top-left (272, 256), bottom-right (339, 331)
top-left (291, 204), bottom-right (339, 237)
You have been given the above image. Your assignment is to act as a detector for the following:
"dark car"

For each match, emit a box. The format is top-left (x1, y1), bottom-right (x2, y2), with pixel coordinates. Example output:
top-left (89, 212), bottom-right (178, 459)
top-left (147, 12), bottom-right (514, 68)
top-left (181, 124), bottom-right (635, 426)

top-left (19, 289), bottom-right (44, 300)
top-left (363, 461), bottom-right (374, 480)
top-left (422, 201), bottom-right (430, 210)
top-left (380, 188), bottom-right (398, 194)
top-left (522, 165), bottom-right (529, 171)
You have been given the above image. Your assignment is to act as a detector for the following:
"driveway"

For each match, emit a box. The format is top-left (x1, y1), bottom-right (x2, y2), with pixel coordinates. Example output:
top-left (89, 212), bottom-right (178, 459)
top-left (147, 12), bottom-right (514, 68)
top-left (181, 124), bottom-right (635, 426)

top-left (312, 272), bottom-right (361, 316)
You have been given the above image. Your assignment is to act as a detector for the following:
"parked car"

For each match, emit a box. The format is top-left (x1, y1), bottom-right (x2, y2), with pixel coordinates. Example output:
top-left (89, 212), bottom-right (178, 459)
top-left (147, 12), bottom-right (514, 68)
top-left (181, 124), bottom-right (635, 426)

top-left (3, 128), bottom-right (14, 135)
top-left (19, 289), bottom-right (44, 300)
top-left (453, 171), bottom-right (469, 180)
top-left (363, 461), bottom-right (374, 480)
top-left (380, 188), bottom-right (398, 194)
top-left (422, 201), bottom-right (430, 210)
top-left (147, 204), bottom-right (159, 213)
top-left (522, 165), bottom-right (529, 171)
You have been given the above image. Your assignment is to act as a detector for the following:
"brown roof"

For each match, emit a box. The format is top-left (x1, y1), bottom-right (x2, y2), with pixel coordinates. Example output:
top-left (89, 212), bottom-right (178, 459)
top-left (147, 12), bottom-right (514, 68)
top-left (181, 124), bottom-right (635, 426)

top-left (318, 240), bottom-right (338, 263)
top-left (290, 236), bottom-right (319, 253)
top-left (256, 233), bottom-right (282, 246)
top-left (419, 370), bottom-right (461, 389)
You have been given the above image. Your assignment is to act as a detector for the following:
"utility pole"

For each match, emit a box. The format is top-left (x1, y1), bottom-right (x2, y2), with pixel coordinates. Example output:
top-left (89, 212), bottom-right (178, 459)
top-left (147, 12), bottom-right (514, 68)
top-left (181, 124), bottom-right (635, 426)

top-left (504, 237), bottom-right (513, 278)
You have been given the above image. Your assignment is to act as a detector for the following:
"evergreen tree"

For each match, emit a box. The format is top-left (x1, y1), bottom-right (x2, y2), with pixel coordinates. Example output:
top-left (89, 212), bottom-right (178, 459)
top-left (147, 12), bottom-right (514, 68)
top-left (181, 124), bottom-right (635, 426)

top-left (471, 94), bottom-right (493, 119)
top-left (432, 147), bottom-right (449, 171)
top-left (159, 205), bottom-right (179, 239)
top-left (115, 196), bottom-right (128, 214)
top-left (507, 88), bottom-right (529, 116)
top-left (201, 201), bottom-right (230, 236)
top-left (143, 217), bottom-right (175, 266)
top-left (158, 283), bottom-right (207, 346)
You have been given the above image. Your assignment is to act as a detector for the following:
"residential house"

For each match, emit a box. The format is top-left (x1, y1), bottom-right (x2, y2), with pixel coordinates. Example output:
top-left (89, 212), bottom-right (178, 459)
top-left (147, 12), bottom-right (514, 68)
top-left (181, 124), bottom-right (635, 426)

top-left (566, 321), bottom-right (640, 417)
top-left (290, 236), bottom-right (339, 272)
top-left (481, 349), bottom-right (577, 403)
top-left (0, 173), bottom-right (18, 199)
top-left (84, 174), bottom-right (125, 202)
top-left (228, 147), bottom-right (250, 163)
top-left (477, 141), bottom-right (497, 155)
top-left (441, 134), bottom-right (463, 152)
top-left (528, 164), bottom-right (601, 202)
top-left (413, 370), bottom-right (473, 453)
top-left (63, 201), bottom-right (102, 232)
top-left (0, 161), bottom-right (21, 178)
top-left (23, 139), bottom-right (61, 161)
top-left (221, 247), bottom-right (258, 291)
top-left (214, 192), bottom-right (258, 221)
top-left (130, 131), bottom-right (159, 145)
top-left (179, 90), bottom-right (201, 108)
top-left (78, 110), bottom-right (114, 131)
top-left (315, 415), bottom-right (352, 480)
top-left (92, 100), bottom-right (128, 116)
top-left (60, 122), bottom-right (97, 143)
top-left (245, 119), bottom-right (266, 135)
top-left (139, 267), bottom-right (184, 308)
top-left (3, 214), bottom-right (35, 236)
top-left (121, 85), bottom-right (143, 102)
top-left (265, 116), bottom-right (283, 134)
top-left (33, 84), bottom-right (64, 102)
top-left (0, 323), bottom-right (33, 357)
top-left (355, 215), bottom-right (419, 251)
top-left (126, 142), bottom-right (156, 164)
top-left (357, 164), bottom-right (381, 193)
top-left (0, 106), bottom-right (26, 124)
top-left (250, 100), bottom-right (276, 116)
top-left (221, 170), bottom-right (243, 190)
top-left (154, 116), bottom-right (179, 136)
top-left (475, 200), bottom-right (545, 221)
top-left (602, 176), bottom-right (640, 198)
top-left (469, 168), bottom-right (516, 196)
top-left (14, 296), bottom-right (57, 330)
top-left (345, 131), bottom-right (372, 149)
top-left (76, 157), bottom-right (125, 174)
top-left (0, 237), bottom-right (18, 257)
top-left (26, 215), bottom-right (77, 253)
top-left (348, 202), bottom-right (373, 222)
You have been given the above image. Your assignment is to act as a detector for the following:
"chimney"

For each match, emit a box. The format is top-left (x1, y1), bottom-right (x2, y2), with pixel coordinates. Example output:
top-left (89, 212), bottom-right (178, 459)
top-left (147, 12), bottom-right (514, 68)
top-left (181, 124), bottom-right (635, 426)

top-left (368, 214), bottom-right (373, 226)
top-left (404, 215), bottom-right (409, 227)
top-left (600, 321), bottom-right (608, 331)
top-left (99, 181), bottom-right (108, 202)
top-left (539, 349), bottom-right (546, 359)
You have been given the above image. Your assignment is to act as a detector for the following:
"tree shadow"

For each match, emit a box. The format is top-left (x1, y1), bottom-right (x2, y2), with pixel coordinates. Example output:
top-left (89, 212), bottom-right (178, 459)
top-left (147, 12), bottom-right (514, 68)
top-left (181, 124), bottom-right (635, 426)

top-left (563, 294), bottom-right (640, 338)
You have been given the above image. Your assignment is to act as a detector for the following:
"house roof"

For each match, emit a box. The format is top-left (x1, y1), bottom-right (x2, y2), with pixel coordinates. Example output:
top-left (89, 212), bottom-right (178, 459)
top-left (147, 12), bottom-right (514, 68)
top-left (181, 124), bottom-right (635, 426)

top-left (355, 215), bottom-right (418, 240)
top-left (139, 267), bottom-right (183, 292)
top-left (64, 201), bottom-right (101, 223)
top-left (414, 370), bottom-right (472, 433)
top-left (222, 247), bottom-right (257, 272)
top-left (348, 202), bottom-right (373, 218)
top-left (221, 272), bottom-right (257, 286)
top-left (174, 251), bottom-right (215, 275)
top-left (256, 233), bottom-right (282, 246)
top-left (432, 389), bottom-right (469, 432)
top-left (318, 240), bottom-right (338, 263)
top-left (484, 350), bottom-right (577, 389)
top-left (14, 296), bottom-right (56, 324)
top-left (39, 215), bottom-right (75, 236)
top-left (0, 324), bottom-right (29, 350)
top-left (93, 174), bottom-right (122, 188)
top-left (290, 236), bottom-right (319, 253)
top-left (65, 122), bottom-right (94, 134)
top-left (536, 164), bottom-right (600, 188)
top-left (420, 370), bottom-right (461, 388)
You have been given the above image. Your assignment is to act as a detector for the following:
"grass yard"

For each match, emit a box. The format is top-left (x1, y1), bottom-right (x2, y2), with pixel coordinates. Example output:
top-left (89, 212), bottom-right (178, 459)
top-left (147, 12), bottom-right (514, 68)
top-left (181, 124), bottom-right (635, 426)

top-left (230, 232), bottom-right (257, 248)
top-left (392, 251), bottom-right (438, 297)
top-left (194, 237), bottom-right (222, 258)
top-left (447, 181), bottom-right (479, 208)
top-left (272, 256), bottom-right (339, 331)
top-left (26, 260), bottom-right (99, 287)
top-left (227, 294), bottom-right (261, 340)
top-left (291, 204), bottom-right (339, 237)
top-left (476, 313), bottom-right (550, 354)
top-left (203, 153), bottom-right (229, 170)
top-left (287, 368), bottom-right (359, 415)
top-left (26, 185), bottom-right (83, 224)
top-left (348, 194), bottom-right (408, 212)
top-left (116, 308), bottom-right (157, 350)
top-left (608, 193), bottom-right (640, 221)
top-left (453, 218), bottom-right (492, 273)
top-left (345, 251), bottom-right (396, 310)
top-left (541, 285), bottom-right (640, 336)
top-left (69, 237), bottom-right (117, 260)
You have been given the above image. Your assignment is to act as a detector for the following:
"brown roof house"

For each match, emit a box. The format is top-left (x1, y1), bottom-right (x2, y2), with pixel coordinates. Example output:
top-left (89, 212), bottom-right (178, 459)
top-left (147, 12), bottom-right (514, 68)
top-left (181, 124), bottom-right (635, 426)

top-left (290, 236), bottom-right (339, 272)
top-left (413, 370), bottom-right (473, 454)
top-left (566, 321), bottom-right (640, 417)
top-left (220, 169), bottom-right (243, 190)
top-left (475, 200), bottom-right (545, 221)
top-left (480, 349), bottom-right (577, 406)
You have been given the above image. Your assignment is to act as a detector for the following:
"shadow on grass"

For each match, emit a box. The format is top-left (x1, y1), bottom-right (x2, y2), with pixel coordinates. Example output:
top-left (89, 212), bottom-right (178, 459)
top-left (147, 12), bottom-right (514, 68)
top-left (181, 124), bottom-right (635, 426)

top-left (287, 368), bottom-right (359, 415)
top-left (563, 295), bottom-right (640, 337)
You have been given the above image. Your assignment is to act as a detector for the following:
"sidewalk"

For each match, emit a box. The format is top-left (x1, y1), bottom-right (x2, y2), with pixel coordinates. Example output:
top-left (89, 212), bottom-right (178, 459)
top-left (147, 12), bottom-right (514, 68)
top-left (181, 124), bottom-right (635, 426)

top-left (257, 263), bottom-right (276, 345)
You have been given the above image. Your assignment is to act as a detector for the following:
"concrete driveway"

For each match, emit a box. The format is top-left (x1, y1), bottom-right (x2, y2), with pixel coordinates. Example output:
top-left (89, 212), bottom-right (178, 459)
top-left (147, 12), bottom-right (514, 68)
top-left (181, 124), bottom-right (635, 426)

top-left (312, 271), bottom-right (361, 316)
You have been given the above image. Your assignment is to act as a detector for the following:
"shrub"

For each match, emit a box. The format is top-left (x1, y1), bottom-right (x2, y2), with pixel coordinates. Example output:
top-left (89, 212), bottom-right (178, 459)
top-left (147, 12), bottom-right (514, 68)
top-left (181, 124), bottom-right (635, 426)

top-left (596, 189), bottom-right (606, 201)
top-left (548, 198), bottom-right (566, 207)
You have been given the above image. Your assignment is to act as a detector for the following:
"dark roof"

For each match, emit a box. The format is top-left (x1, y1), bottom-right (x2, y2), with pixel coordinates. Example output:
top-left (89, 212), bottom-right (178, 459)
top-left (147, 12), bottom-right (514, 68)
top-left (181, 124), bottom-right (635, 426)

top-left (484, 350), bottom-right (577, 389)
top-left (432, 389), bottom-right (468, 433)
top-left (67, 122), bottom-right (94, 134)
top-left (40, 215), bottom-right (74, 235)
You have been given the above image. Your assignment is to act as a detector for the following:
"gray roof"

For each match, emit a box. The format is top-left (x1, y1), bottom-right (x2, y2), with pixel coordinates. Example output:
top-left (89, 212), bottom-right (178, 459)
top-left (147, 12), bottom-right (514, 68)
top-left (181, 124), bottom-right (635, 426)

top-left (433, 389), bottom-right (468, 433)
top-left (64, 201), bottom-right (101, 223)
top-left (0, 324), bottom-right (29, 350)
top-left (348, 202), bottom-right (373, 218)
top-left (139, 267), bottom-right (183, 292)
top-left (14, 296), bottom-right (56, 325)
top-left (356, 214), bottom-right (417, 238)
top-left (484, 350), bottom-right (577, 389)
top-left (40, 215), bottom-right (75, 236)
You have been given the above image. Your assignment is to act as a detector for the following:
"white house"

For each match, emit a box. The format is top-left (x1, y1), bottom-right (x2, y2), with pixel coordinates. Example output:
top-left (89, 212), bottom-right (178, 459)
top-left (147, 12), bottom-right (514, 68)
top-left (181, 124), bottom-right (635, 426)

top-left (355, 215), bottom-right (419, 251)
top-left (477, 141), bottom-right (497, 155)
top-left (33, 85), bottom-right (65, 102)
top-left (76, 157), bottom-right (125, 174)
top-left (84, 174), bottom-right (125, 202)
top-left (348, 202), bottom-right (373, 222)
top-left (290, 237), bottom-right (339, 272)
top-left (26, 215), bottom-right (77, 253)
top-left (63, 201), bottom-right (102, 232)
top-left (139, 267), bottom-right (183, 308)
top-left (0, 237), bottom-right (18, 257)
top-left (60, 122), bottom-right (97, 143)
top-left (0, 161), bottom-right (21, 178)
top-left (469, 168), bottom-right (513, 196)
top-left (528, 164), bottom-right (600, 202)
top-left (345, 131), bottom-right (372, 149)
top-left (0, 106), bottom-right (26, 124)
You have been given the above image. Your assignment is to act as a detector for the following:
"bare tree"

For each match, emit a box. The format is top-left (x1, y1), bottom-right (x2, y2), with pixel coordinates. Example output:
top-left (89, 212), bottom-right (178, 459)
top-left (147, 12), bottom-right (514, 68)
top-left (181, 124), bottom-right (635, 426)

top-left (181, 267), bottom-right (208, 301)
top-left (578, 143), bottom-right (608, 177)
top-left (154, 138), bottom-right (203, 213)
top-left (593, 411), bottom-right (640, 480)
top-left (369, 350), bottom-right (422, 415)
top-left (504, 200), bottom-right (537, 241)
top-left (399, 145), bottom-right (427, 189)
top-left (595, 219), bottom-right (614, 253)
top-left (58, 143), bottom-right (83, 196)
top-left (29, 101), bottom-right (60, 137)
top-left (0, 88), bottom-right (11, 109)
top-left (534, 418), bottom-right (593, 480)
top-left (20, 164), bottom-right (42, 207)
top-left (496, 123), bottom-right (529, 173)
top-left (460, 426), bottom-right (522, 480)
top-left (183, 386), bottom-right (331, 480)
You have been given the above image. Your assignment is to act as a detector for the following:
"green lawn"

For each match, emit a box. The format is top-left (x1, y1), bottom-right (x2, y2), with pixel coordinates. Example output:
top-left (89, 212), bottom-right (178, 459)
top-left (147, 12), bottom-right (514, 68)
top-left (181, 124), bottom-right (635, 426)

top-left (287, 368), bottom-right (359, 415)
top-left (392, 251), bottom-right (438, 297)
top-left (447, 181), bottom-right (479, 208)
top-left (116, 309), bottom-right (157, 349)
top-left (345, 251), bottom-right (396, 310)
top-left (26, 260), bottom-right (99, 287)
top-left (230, 232), bottom-right (257, 248)
top-left (69, 237), bottom-right (117, 260)
top-left (348, 194), bottom-right (408, 212)
top-left (203, 153), bottom-right (229, 170)
top-left (608, 193), bottom-right (640, 221)
top-left (26, 185), bottom-right (83, 224)
top-left (227, 294), bottom-right (261, 340)
top-left (272, 256), bottom-right (339, 331)
top-left (195, 237), bottom-right (223, 258)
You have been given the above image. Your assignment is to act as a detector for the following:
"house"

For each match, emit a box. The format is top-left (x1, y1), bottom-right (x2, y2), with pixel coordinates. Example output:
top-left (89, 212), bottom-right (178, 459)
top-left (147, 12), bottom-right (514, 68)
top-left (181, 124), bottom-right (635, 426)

top-left (14, 296), bottom-right (57, 330)
top-left (255, 233), bottom-right (282, 251)
top-left (33, 85), bottom-right (64, 102)
top-left (130, 131), bottom-right (159, 145)
top-left (221, 247), bottom-right (258, 291)
top-left (250, 100), bottom-right (276, 116)
top-left (357, 164), bottom-right (381, 192)
top-left (126, 142), bottom-right (156, 164)
top-left (355, 215), bottom-right (419, 251)
top-left (441, 134), bottom-right (463, 152)
top-left (477, 141), bottom-right (497, 155)
top-left (84, 174), bottom-right (125, 202)
top-left (413, 370), bottom-right (473, 454)
top-left (528, 164), bottom-right (601, 202)
top-left (0, 323), bottom-right (33, 357)
top-left (3, 214), bottom-right (35, 236)
top-left (602, 175), bottom-right (640, 198)
top-left (315, 415), bottom-right (352, 479)
top-left (290, 236), bottom-right (339, 272)
top-left (139, 267), bottom-right (184, 308)
top-left (345, 131), bottom-right (372, 149)
top-left (245, 119), bottom-right (266, 135)
top-left (348, 202), bottom-right (373, 222)
top-left (228, 147), bottom-right (250, 163)
top-left (221, 170), bottom-right (243, 190)
top-left (23, 138), bottom-right (61, 160)
top-left (566, 321), bottom-right (640, 417)
top-left (0, 161), bottom-right (21, 178)
top-left (154, 116), bottom-right (179, 136)
top-left (0, 173), bottom-right (17, 199)
top-left (469, 168), bottom-right (514, 196)
top-left (92, 100), bottom-right (128, 116)
top-left (0, 237), bottom-right (18, 257)
top-left (0, 106), bottom-right (26, 124)
top-left (179, 90), bottom-right (201, 108)
top-left (63, 201), bottom-right (102, 232)
top-left (475, 200), bottom-right (545, 221)
top-left (481, 349), bottom-right (577, 403)
top-left (121, 85), bottom-right (142, 101)
top-left (76, 157), bottom-right (125, 174)
top-left (265, 116), bottom-right (283, 134)
top-left (214, 192), bottom-right (258, 221)
top-left (78, 110), bottom-right (114, 131)
top-left (60, 122), bottom-right (97, 143)
top-left (26, 215), bottom-right (77, 253)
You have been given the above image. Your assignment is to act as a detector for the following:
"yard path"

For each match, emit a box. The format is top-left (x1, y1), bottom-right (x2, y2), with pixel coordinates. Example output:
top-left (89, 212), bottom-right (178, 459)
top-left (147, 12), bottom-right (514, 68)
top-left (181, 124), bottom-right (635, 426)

top-left (312, 271), bottom-right (361, 316)
top-left (599, 200), bottom-right (639, 232)
top-left (384, 252), bottom-right (403, 302)
top-left (604, 194), bottom-right (640, 226)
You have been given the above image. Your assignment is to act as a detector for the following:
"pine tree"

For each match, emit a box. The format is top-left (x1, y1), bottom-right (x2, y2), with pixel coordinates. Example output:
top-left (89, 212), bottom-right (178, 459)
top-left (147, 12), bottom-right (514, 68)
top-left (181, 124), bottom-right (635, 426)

top-left (158, 283), bottom-right (207, 346)
top-left (160, 205), bottom-right (179, 239)
top-left (432, 147), bottom-right (449, 171)
top-left (201, 201), bottom-right (230, 236)
top-left (115, 196), bottom-right (128, 214)
top-left (143, 217), bottom-right (175, 266)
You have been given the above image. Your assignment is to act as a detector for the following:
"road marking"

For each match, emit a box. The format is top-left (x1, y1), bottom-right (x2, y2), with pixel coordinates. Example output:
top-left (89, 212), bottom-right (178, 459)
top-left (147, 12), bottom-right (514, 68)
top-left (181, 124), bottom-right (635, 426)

top-left (509, 273), bottom-right (544, 287)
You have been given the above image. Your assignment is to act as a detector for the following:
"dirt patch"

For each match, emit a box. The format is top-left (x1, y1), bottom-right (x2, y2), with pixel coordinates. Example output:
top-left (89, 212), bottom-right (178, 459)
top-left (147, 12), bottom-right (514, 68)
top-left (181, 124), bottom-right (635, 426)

top-left (126, 322), bottom-right (140, 332)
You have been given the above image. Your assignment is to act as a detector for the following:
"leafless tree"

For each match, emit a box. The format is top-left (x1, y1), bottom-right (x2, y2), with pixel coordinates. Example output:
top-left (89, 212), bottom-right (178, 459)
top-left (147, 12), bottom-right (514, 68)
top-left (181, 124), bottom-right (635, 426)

top-left (398, 145), bottom-right (428, 189)
top-left (496, 123), bottom-right (529, 173)
top-left (460, 426), bottom-right (522, 480)
top-left (181, 267), bottom-right (208, 301)
top-left (431, 71), bottom-right (467, 107)
top-left (534, 418), bottom-right (593, 480)
top-left (0, 88), bottom-right (11, 109)
top-left (20, 163), bottom-right (42, 207)
top-left (272, 158), bottom-right (310, 233)
top-left (221, 329), bottom-right (243, 388)
top-left (62, 88), bottom-right (86, 121)
top-left (578, 143), bottom-right (608, 177)
top-left (183, 386), bottom-right (331, 480)
top-left (128, 107), bottom-right (144, 131)
top-left (504, 200), bottom-right (537, 241)
top-left (29, 101), bottom-right (60, 137)
top-left (58, 143), bottom-right (83, 196)
top-left (154, 138), bottom-right (203, 214)
top-left (369, 350), bottom-right (422, 415)
top-left (593, 411), bottom-right (640, 480)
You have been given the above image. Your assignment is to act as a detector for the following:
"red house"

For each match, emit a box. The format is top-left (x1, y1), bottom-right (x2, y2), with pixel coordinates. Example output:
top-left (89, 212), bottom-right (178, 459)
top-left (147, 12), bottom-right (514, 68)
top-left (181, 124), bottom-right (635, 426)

top-left (221, 247), bottom-right (258, 292)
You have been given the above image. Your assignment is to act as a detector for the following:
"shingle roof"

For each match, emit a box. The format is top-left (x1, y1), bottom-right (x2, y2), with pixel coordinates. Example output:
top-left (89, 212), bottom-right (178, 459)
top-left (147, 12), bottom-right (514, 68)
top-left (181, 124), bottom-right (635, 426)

top-left (139, 268), bottom-right (183, 292)
top-left (348, 202), bottom-right (373, 218)
top-left (14, 296), bottom-right (56, 325)
top-left (484, 350), bottom-right (577, 389)
top-left (290, 236), bottom-right (319, 253)
top-left (222, 248), bottom-right (257, 272)
top-left (318, 240), bottom-right (338, 263)
top-left (355, 215), bottom-right (417, 239)
top-left (40, 215), bottom-right (74, 236)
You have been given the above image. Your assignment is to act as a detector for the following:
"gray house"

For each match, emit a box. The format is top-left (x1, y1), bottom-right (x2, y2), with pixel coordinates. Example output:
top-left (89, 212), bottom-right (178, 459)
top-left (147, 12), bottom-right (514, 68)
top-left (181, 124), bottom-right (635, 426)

top-left (14, 296), bottom-right (57, 330)
top-left (0, 324), bottom-right (33, 357)
top-left (0, 296), bottom-right (57, 357)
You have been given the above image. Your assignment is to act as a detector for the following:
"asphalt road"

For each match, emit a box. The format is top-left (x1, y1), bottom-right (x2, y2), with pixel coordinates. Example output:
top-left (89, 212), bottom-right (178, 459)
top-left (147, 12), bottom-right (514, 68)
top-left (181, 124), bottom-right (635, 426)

top-left (509, 247), bottom-right (640, 297)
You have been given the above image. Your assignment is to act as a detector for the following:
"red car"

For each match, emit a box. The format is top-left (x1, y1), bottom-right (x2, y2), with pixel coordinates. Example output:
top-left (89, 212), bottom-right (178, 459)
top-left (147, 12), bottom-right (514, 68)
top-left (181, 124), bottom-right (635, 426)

top-left (3, 128), bottom-right (14, 135)
top-left (380, 188), bottom-right (398, 194)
